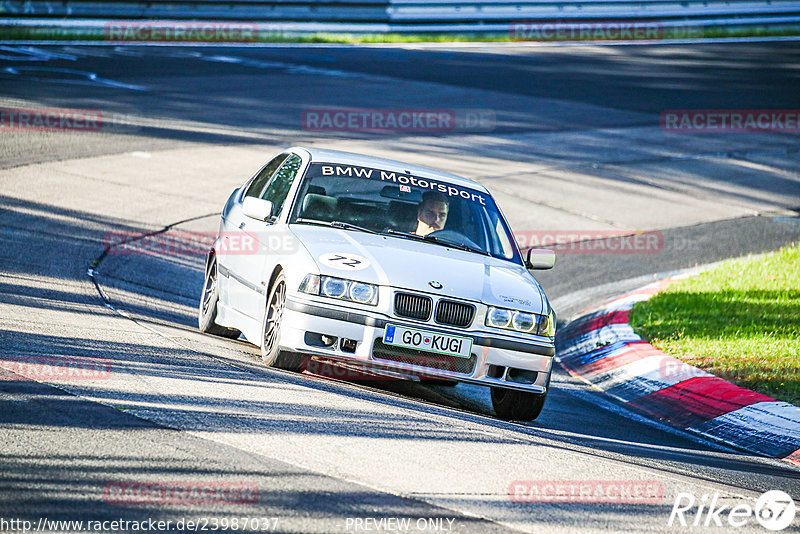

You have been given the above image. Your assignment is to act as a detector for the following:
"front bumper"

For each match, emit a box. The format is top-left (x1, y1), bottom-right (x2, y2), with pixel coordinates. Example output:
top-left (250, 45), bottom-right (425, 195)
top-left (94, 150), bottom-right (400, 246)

top-left (281, 296), bottom-right (554, 394)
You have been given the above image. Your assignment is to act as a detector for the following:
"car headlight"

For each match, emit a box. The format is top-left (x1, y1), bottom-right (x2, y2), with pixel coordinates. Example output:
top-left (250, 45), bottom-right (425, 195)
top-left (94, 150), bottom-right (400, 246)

top-left (348, 282), bottom-right (376, 304)
top-left (299, 274), bottom-right (378, 306)
top-left (539, 309), bottom-right (556, 337)
top-left (512, 311), bottom-right (535, 333)
top-left (486, 306), bottom-right (555, 336)
top-left (486, 307), bottom-right (511, 328)
top-left (322, 277), bottom-right (347, 298)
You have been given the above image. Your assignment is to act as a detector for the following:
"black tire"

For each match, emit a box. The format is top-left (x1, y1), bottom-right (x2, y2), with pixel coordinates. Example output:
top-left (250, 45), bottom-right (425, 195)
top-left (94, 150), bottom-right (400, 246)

top-left (491, 376), bottom-right (549, 421)
top-left (198, 257), bottom-right (241, 339)
top-left (260, 271), bottom-right (305, 372)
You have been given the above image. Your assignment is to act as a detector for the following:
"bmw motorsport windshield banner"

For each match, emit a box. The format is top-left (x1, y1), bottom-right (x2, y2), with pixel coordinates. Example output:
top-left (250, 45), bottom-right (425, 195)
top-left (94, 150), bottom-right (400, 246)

top-left (306, 163), bottom-right (489, 206)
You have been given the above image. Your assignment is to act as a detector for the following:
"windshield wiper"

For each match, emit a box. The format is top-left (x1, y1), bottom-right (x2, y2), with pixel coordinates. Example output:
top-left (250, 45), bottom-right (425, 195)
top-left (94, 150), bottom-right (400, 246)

top-left (294, 218), bottom-right (377, 234)
top-left (426, 235), bottom-right (490, 256)
top-left (381, 228), bottom-right (424, 241)
top-left (381, 229), bottom-right (489, 256)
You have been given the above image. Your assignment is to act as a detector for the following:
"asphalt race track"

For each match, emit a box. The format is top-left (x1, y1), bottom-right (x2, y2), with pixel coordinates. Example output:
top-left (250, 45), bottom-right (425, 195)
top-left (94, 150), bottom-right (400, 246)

top-left (1, 42), bottom-right (799, 533)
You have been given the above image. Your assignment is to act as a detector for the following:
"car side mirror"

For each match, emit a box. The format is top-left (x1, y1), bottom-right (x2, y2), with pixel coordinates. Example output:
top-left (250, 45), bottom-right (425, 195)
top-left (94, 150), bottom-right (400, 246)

top-left (242, 197), bottom-right (274, 221)
top-left (526, 248), bottom-right (555, 270)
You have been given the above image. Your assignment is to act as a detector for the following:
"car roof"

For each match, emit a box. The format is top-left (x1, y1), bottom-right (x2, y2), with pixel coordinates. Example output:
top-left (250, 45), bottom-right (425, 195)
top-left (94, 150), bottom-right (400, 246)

top-left (289, 146), bottom-right (489, 193)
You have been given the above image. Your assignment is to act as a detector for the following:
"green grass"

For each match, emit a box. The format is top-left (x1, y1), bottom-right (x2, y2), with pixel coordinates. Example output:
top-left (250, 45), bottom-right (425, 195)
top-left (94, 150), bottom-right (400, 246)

top-left (2, 25), bottom-right (800, 44)
top-left (277, 33), bottom-right (512, 43)
top-left (629, 243), bottom-right (800, 405)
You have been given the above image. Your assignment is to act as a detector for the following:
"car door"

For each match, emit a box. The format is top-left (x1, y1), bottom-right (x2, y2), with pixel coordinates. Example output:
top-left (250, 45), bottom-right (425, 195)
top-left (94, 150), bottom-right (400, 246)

top-left (219, 153), bottom-right (287, 309)
top-left (228, 153), bottom-right (304, 320)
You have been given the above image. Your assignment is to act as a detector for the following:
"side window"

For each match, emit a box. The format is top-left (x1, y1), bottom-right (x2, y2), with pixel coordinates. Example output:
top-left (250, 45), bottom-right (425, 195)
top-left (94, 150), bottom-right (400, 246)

top-left (244, 154), bottom-right (287, 199)
top-left (262, 155), bottom-right (303, 216)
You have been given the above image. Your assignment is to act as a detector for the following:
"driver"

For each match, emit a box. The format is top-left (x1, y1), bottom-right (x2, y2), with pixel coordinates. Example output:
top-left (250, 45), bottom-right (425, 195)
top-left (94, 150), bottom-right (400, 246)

top-left (414, 191), bottom-right (449, 236)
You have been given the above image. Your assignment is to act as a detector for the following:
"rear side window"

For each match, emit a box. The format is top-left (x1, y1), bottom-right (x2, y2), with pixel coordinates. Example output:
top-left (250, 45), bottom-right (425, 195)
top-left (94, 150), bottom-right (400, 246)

top-left (244, 154), bottom-right (288, 199)
top-left (262, 155), bottom-right (303, 216)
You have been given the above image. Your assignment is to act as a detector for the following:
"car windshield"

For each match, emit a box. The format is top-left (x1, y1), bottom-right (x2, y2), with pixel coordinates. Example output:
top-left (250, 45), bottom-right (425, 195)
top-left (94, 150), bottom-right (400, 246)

top-left (289, 162), bottom-right (521, 263)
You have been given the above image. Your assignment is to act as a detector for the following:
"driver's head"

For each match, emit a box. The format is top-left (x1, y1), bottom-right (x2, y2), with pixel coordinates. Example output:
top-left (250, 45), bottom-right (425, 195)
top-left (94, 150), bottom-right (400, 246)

top-left (415, 192), bottom-right (449, 236)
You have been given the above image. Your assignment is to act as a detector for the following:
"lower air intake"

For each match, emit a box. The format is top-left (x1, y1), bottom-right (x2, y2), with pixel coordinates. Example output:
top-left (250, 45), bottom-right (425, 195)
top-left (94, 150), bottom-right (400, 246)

top-left (372, 338), bottom-right (476, 375)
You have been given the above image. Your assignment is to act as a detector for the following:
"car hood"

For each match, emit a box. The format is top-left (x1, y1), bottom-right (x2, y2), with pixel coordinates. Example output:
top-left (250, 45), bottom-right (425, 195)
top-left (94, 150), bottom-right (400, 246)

top-left (290, 225), bottom-right (547, 313)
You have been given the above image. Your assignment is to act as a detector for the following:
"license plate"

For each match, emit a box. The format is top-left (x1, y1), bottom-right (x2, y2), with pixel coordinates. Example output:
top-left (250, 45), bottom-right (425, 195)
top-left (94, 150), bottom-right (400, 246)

top-left (382, 324), bottom-right (472, 358)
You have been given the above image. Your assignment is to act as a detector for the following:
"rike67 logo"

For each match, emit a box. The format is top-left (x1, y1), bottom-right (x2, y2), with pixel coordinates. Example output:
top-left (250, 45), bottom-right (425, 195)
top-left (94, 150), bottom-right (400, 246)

top-left (669, 490), bottom-right (796, 531)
